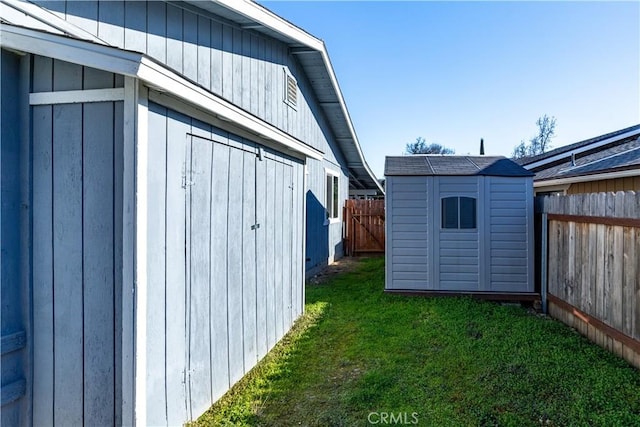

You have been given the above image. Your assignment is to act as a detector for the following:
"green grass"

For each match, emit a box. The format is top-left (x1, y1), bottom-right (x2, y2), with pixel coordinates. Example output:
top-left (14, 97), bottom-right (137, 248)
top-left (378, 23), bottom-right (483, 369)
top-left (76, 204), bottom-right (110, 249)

top-left (194, 257), bottom-right (640, 426)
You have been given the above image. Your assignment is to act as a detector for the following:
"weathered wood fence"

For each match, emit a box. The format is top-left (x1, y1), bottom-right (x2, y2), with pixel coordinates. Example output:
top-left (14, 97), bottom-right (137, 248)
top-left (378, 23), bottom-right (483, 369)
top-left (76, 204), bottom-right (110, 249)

top-left (536, 191), bottom-right (640, 369)
top-left (343, 199), bottom-right (385, 256)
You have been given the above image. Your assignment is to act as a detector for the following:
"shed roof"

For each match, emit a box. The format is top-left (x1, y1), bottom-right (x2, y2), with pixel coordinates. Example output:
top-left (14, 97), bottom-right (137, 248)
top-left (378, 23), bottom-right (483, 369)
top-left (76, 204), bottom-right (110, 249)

top-left (385, 156), bottom-right (534, 177)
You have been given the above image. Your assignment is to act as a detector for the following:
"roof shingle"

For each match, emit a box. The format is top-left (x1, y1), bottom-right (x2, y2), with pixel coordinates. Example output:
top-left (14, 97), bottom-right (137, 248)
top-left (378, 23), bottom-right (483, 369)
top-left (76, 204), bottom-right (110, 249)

top-left (385, 156), bottom-right (534, 177)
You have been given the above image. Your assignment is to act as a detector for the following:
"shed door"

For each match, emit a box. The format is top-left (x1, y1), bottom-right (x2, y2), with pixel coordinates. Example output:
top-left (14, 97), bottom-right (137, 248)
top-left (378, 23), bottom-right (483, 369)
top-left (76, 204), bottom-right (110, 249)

top-left (437, 195), bottom-right (480, 291)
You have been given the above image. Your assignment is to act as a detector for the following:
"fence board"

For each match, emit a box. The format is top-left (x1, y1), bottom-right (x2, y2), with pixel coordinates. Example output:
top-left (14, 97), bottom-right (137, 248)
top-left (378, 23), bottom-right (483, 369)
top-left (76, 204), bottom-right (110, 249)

top-left (537, 191), bottom-right (640, 369)
top-left (344, 199), bottom-right (385, 255)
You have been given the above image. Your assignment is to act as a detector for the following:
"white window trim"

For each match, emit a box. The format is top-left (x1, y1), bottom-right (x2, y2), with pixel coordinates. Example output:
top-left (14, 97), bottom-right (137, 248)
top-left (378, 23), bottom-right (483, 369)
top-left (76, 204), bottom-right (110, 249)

top-left (324, 168), bottom-right (341, 225)
top-left (533, 184), bottom-right (569, 196)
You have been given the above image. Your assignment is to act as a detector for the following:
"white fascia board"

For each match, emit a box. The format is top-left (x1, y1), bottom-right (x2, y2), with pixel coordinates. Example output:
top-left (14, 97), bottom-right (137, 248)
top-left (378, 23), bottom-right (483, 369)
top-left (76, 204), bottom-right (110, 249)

top-left (210, 0), bottom-right (325, 52)
top-left (210, 0), bottom-right (384, 193)
top-left (524, 129), bottom-right (640, 170)
top-left (0, 1), bottom-right (64, 35)
top-left (0, 25), bottom-right (142, 75)
top-left (534, 168), bottom-right (640, 187)
top-left (2, 0), bottom-right (107, 45)
top-left (137, 57), bottom-right (322, 160)
top-left (319, 49), bottom-right (384, 194)
top-left (0, 24), bottom-right (322, 160)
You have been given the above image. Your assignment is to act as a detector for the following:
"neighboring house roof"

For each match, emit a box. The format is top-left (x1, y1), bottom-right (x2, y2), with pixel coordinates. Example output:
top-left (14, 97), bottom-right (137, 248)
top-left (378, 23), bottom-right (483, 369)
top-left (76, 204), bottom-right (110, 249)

top-left (517, 124), bottom-right (640, 185)
top-left (385, 155), bottom-right (534, 177)
top-left (0, 0), bottom-right (383, 193)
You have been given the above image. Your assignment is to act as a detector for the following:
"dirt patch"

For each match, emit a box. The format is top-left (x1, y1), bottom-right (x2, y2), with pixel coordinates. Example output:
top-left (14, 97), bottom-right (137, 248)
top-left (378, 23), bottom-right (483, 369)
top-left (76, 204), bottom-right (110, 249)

top-left (306, 257), bottom-right (362, 285)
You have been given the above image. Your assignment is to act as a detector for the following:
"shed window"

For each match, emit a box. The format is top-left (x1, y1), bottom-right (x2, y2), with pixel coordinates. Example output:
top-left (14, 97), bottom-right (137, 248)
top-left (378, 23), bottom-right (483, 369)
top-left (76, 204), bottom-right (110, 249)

top-left (326, 172), bottom-right (339, 221)
top-left (441, 197), bottom-right (476, 229)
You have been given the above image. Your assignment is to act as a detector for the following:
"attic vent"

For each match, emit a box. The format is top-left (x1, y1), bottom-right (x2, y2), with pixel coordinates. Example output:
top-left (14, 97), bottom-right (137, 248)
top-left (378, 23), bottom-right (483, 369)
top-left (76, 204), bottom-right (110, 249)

top-left (284, 69), bottom-right (297, 108)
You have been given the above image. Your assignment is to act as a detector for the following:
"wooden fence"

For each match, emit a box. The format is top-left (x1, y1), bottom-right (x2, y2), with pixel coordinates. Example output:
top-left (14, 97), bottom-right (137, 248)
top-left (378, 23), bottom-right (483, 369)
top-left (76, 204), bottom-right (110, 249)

top-left (343, 199), bottom-right (385, 256)
top-left (536, 191), bottom-right (640, 369)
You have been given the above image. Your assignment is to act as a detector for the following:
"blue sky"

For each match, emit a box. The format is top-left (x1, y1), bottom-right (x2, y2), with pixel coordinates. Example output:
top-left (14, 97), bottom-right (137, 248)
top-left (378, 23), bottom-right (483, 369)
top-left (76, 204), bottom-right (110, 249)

top-left (261, 1), bottom-right (640, 179)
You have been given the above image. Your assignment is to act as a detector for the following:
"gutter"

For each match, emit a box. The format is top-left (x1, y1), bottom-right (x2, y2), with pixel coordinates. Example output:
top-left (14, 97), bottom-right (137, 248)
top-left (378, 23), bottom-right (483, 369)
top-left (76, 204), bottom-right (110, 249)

top-left (524, 129), bottom-right (640, 170)
top-left (534, 167), bottom-right (640, 188)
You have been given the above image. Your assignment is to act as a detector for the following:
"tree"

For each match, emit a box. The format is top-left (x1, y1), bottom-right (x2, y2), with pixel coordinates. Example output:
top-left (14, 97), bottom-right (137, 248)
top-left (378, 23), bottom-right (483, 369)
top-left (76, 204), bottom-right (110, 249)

top-left (405, 137), bottom-right (455, 155)
top-left (512, 115), bottom-right (557, 159)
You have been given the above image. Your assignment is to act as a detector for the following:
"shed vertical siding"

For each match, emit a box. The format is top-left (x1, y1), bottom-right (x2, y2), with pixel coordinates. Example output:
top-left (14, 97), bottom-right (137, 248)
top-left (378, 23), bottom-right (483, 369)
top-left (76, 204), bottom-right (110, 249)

top-left (144, 103), bottom-right (305, 424)
top-left (386, 176), bottom-right (430, 289)
top-left (29, 57), bottom-right (122, 426)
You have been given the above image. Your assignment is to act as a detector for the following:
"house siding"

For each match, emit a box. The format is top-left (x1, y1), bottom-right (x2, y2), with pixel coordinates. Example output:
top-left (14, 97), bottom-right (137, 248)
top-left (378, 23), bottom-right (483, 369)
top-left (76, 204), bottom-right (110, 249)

top-left (30, 1), bottom-right (335, 152)
top-left (1, 49), bottom-right (27, 427)
top-left (144, 102), bottom-right (305, 424)
top-left (27, 56), bottom-right (124, 426)
top-left (2, 1), bottom-right (368, 423)
top-left (28, 0), bottom-right (350, 273)
top-left (567, 176), bottom-right (640, 194)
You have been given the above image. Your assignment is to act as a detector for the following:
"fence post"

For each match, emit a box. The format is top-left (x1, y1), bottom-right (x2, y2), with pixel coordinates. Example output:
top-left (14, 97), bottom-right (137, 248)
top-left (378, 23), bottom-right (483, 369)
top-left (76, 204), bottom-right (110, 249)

top-left (541, 212), bottom-right (548, 314)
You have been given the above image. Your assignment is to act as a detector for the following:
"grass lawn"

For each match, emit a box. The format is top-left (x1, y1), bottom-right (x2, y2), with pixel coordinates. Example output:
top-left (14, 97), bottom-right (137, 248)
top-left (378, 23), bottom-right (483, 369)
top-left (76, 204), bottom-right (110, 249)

top-left (194, 257), bottom-right (640, 426)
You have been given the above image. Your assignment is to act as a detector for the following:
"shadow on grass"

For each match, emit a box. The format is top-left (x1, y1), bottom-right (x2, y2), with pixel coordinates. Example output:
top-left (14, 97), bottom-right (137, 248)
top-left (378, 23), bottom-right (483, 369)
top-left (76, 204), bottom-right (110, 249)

top-left (194, 257), bottom-right (640, 427)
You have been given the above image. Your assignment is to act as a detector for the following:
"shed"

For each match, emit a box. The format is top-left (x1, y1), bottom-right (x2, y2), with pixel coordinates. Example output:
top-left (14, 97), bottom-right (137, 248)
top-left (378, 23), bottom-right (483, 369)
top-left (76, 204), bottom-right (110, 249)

top-left (384, 156), bottom-right (536, 295)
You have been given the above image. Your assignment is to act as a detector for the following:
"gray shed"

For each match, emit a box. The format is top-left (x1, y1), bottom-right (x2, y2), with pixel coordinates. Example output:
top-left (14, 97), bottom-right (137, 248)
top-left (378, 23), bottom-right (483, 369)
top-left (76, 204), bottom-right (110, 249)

top-left (385, 156), bottom-right (535, 295)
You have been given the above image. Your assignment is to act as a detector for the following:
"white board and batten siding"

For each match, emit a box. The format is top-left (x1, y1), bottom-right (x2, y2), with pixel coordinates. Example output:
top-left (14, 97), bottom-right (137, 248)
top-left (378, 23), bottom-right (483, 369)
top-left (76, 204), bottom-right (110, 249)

top-left (385, 156), bottom-right (535, 294)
